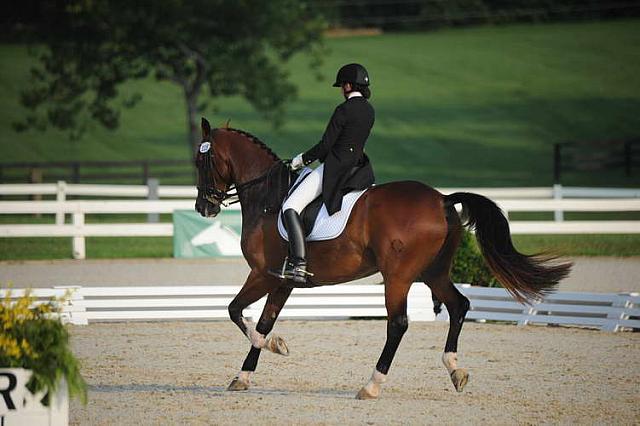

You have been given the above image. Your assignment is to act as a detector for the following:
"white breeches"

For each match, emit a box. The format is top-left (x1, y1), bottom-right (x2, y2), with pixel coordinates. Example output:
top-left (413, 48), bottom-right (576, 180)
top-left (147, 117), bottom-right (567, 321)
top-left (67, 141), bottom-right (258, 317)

top-left (282, 164), bottom-right (324, 214)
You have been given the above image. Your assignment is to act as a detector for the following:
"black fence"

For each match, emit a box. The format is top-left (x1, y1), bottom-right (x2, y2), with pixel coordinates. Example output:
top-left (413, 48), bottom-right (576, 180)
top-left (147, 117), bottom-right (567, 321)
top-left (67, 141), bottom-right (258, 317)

top-left (553, 139), bottom-right (640, 184)
top-left (0, 159), bottom-right (194, 184)
top-left (316, 0), bottom-right (640, 30)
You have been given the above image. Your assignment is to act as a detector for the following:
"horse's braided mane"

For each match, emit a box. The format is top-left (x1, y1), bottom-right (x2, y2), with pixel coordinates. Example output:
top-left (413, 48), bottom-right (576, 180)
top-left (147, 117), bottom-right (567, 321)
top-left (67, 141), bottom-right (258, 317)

top-left (215, 127), bottom-right (289, 215)
top-left (218, 127), bottom-right (280, 161)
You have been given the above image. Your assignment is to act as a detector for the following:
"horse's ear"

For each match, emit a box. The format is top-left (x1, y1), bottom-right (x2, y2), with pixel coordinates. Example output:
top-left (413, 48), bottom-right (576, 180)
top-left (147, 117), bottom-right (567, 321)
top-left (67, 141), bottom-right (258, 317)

top-left (201, 117), bottom-right (211, 140)
top-left (222, 119), bottom-right (231, 129)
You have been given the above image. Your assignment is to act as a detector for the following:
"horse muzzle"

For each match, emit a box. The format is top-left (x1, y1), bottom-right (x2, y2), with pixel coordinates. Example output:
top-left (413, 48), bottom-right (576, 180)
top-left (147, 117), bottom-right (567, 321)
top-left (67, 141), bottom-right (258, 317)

top-left (195, 198), bottom-right (221, 218)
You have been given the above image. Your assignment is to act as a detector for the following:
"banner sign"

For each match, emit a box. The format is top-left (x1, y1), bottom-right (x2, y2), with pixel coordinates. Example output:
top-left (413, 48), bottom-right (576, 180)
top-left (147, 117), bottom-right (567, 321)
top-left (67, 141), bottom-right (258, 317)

top-left (1, 368), bottom-right (68, 425)
top-left (173, 210), bottom-right (243, 258)
top-left (0, 369), bottom-right (29, 416)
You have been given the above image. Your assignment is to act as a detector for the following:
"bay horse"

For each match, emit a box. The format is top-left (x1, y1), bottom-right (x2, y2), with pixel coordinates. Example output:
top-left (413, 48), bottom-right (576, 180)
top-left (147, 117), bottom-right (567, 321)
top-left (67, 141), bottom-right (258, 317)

top-left (194, 118), bottom-right (571, 399)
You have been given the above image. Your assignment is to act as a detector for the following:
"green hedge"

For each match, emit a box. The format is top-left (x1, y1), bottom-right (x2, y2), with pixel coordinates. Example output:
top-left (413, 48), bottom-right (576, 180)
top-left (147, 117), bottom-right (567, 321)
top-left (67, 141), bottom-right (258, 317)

top-left (451, 230), bottom-right (499, 287)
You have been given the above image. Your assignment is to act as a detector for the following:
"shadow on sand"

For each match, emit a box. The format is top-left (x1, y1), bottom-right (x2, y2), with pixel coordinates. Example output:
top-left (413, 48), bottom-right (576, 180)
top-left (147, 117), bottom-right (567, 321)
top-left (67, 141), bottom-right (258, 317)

top-left (89, 383), bottom-right (355, 399)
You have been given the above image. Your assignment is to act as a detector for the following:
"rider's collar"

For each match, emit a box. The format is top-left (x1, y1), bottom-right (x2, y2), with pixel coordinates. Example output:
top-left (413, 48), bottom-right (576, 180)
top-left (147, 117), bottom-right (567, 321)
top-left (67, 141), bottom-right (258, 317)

top-left (347, 91), bottom-right (363, 99)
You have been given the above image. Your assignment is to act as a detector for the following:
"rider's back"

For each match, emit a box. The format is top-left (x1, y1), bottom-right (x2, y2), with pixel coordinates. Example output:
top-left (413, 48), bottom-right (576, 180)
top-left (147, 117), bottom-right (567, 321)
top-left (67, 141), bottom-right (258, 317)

top-left (333, 96), bottom-right (375, 156)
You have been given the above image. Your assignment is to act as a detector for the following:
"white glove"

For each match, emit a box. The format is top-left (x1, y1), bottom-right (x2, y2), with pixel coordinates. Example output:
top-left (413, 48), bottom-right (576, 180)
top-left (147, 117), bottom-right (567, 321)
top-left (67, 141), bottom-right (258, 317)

top-left (291, 153), bottom-right (305, 170)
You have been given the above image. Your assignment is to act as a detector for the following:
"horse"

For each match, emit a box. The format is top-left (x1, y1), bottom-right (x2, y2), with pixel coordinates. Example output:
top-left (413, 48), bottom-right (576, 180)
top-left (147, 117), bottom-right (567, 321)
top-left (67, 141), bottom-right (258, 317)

top-left (194, 117), bottom-right (572, 399)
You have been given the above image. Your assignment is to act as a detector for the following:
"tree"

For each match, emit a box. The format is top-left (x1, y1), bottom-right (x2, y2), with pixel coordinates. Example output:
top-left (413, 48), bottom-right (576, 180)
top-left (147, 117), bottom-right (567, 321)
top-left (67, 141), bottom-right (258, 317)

top-left (15, 0), bottom-right (326, 155)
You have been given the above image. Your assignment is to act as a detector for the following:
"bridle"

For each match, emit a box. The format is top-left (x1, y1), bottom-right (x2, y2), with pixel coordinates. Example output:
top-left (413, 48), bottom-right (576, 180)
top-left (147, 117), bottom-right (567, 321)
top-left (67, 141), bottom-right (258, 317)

top-left (196, 139), bottom-right (288, 208)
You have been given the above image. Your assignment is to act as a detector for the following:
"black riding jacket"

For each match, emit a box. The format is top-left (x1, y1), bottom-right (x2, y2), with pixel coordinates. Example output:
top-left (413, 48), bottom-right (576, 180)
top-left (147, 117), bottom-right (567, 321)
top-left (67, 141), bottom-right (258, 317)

top-left (302, 95), bottom-right (375, 215)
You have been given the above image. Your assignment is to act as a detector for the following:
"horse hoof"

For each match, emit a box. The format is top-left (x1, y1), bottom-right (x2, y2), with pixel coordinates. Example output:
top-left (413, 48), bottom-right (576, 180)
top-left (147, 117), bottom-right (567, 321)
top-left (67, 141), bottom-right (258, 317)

top-left (227, 377), bottom-right (250, 391)
top-left (355, 387), bottom-right (378, 400)
top-left (450, 369), bottom-right (469, 392)
top-left (265, 335), bottom-right (289, 356)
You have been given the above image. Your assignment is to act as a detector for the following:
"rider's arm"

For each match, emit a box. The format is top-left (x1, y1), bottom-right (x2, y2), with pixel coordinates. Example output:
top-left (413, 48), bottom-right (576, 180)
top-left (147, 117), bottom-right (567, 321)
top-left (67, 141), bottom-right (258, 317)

top-left (302, 105), bottom-right (347, 165)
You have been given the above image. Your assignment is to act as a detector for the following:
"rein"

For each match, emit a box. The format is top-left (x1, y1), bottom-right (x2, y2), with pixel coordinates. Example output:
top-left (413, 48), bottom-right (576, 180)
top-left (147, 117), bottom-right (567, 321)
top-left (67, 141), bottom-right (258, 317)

top-left (198, 139), bottom-right (288, 207)
top-left (217, 162), bottom-right (286, 207)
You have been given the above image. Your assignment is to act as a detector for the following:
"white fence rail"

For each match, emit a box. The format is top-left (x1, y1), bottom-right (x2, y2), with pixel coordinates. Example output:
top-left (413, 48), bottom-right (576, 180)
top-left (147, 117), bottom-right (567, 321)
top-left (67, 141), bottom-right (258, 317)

top-left (0, 285), bottom-right (434, 325)
top-left (2, 284), bottom-right (637, 332)
top-left (2, 181), bottom-right (639, 201)
top-left (439, 285), bottom-right (640, 332)
top-left (1, 183), bottom-right (639, 259)
top-left (0, 181), bottom-right (197, 198)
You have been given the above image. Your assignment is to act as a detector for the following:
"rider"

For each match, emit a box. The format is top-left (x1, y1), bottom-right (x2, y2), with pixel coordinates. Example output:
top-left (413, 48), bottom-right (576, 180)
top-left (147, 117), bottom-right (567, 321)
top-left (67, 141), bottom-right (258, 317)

top-left (281, 63), bottom-right (376, 285)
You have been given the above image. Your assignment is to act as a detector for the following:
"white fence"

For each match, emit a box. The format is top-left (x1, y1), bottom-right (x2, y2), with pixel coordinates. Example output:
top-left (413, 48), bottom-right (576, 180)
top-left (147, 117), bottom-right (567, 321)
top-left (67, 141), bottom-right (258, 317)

top-left (0, 182), bottom-right (639, 259)
top-left (0, 285), bottom-right (434, 325)
top-left (441, 285), bottom-right (640, 332)
top-left (2, 284), bottom-right (637, 332)
top-left (0, 180), bottom-right (196, 199)
top-left (3, 182), bottom-right (639, 200)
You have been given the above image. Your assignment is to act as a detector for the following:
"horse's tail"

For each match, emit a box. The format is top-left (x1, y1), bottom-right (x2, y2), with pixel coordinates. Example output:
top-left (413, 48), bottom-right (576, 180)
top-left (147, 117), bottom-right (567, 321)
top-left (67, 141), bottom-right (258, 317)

top-left (444, 192), bottom-right (572, 304)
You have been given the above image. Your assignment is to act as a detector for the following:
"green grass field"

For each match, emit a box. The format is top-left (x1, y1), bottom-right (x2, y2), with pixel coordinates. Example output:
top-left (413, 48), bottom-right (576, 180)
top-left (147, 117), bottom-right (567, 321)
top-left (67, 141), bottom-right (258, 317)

top-left (1, 20), bottom-right (639, 187)
top-left (0, 234), bottom-right (638, 260)
top-left (1, 20), bottom-right (639, 260)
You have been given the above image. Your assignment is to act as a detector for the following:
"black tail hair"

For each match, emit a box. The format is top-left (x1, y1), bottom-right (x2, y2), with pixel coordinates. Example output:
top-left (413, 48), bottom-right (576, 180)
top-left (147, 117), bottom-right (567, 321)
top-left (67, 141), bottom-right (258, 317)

top-left (445, 192), bottom-right (572, 303)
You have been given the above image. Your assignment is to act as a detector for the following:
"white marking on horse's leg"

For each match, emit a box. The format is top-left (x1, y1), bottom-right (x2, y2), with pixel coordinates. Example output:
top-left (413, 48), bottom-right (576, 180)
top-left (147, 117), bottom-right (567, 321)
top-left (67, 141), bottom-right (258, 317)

top-left (242, 318), bottom-right (266, 349)
top-left (237, 370), bottom-right (252, 384)
top-left (442, 352), bottom-right (458, 374)
top-left (361, 369), bottom-right (387, 398)
top-left (444, 351), bottom-right (469, 392)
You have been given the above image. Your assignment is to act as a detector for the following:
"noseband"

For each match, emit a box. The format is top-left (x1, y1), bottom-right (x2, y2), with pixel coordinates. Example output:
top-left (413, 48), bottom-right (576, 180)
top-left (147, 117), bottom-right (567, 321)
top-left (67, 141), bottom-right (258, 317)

top-left (197, 139), bottom-right (288, 207)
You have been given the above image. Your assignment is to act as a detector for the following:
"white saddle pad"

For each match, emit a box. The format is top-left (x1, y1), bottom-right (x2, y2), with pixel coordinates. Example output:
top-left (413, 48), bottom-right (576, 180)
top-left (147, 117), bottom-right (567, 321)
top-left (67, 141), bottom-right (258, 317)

top-left (278, 168), bottom-right (369, 242)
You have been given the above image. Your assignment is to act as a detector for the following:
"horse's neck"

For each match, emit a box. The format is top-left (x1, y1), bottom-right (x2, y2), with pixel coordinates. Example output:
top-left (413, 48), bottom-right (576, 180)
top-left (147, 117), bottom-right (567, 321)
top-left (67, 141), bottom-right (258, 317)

top-left (226, 135), bottom-right (277, 186)
top-left (225, 134), bottom-right (279, 229)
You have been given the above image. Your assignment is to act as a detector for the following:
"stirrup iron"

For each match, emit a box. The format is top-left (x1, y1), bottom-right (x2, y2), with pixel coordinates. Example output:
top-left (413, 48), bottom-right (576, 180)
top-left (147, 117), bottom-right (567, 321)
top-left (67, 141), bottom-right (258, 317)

top-left (268, 256), bottom-right (314, 281)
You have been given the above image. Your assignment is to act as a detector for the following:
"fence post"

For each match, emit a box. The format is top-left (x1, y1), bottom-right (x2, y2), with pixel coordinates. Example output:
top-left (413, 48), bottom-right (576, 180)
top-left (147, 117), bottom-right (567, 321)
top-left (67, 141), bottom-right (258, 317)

top-left (72, 212), bottom-right (86, 260)
top-left (72, 163), bottom-right (80, 183)
top-left (56, 181), bottom-right (67, 225)
top-left (147, 178), bottom-right (159, 223)
top-left (518, 306), bottom-right (537, 327)
top-left (53, 286), bottom-right (88, 325)
top-left (142, 161), bottom-right (149, 185)
top-left (553, 184), bottom-right (564, 222)
top-left (29, 168), bottom-right (43, 186)
top-left (602, 294), bottom-right (632, 332)
top-left (30, 168), bottom-right (43, 218)
top-left (553, 143), bottom-right (561, 184)
top-left (624, 141), bottom-right (631, 176)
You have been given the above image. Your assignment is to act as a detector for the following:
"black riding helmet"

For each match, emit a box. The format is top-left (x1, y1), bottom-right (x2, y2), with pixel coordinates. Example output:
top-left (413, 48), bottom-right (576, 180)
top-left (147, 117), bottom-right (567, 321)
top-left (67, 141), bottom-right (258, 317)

top-left (332, 63), bottom-right (370, 87)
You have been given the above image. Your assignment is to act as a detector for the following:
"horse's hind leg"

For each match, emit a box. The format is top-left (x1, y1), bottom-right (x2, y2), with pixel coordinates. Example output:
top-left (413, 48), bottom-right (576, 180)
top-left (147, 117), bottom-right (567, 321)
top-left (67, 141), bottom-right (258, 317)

top-left (228, 285), bottom-right (293, 391)
top-left (425, 274), bottom-right (470, 392)
top-left (356, 279), bottom-right (412, 400)
top-left (421, 208), bottom-right (470, 392)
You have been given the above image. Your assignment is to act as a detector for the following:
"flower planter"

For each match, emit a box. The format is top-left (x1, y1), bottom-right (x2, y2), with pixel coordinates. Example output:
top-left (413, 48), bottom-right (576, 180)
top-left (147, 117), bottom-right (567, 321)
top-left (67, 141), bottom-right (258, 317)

top-left (0, 368), bottom-right (68, 426)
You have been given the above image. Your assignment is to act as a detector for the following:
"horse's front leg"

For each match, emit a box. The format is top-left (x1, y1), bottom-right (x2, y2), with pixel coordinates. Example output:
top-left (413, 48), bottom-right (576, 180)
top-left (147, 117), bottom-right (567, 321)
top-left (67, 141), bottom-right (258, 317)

top-left (227, 273), bottom-right (292, 391)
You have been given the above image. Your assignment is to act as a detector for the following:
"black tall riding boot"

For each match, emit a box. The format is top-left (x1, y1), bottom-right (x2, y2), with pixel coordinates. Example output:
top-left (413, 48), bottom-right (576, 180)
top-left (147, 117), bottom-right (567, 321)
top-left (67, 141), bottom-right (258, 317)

top-left (282, 208), bottom-right (312, 284)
